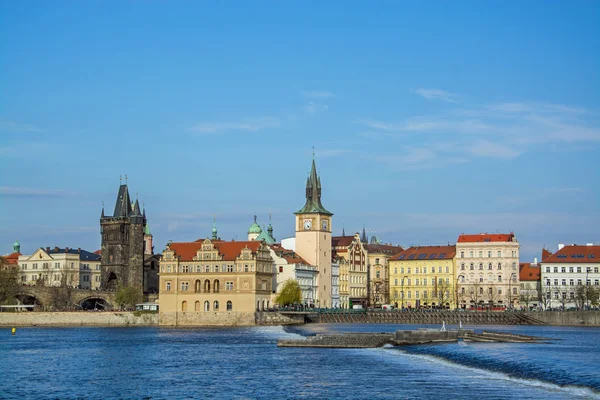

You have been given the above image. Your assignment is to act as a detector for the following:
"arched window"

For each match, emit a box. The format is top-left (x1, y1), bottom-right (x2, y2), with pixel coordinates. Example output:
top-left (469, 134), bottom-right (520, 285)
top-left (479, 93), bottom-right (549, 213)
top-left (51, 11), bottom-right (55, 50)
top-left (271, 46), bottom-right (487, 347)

top-left (195, 301), bottom-right (200, 311)
top-left (214, 301), bottom-right (219, 311)
top-left (195, 279), bottom-right (201, 293)
top-left (479, 263), bottom-right (483, 270)
top-left (257, 301), bottom-right (261, 311)
top-left (204, 279), bottom-right (211, 293)
top-left (205, 265), bottom-right (210, 273)
top-left (470, 263), bottom-right (474, 270)
top-left (213, 279), bottom-right (220, 293)
top-left (479, 288), bottom-right (483, 294)
top-left (181, 301), bottom-right (187, 312)
top-left (227, 301), bottom-right (232, 311)
top-left (498, 263), bottom-right (502, 270)
top-left (488, 263), bottom-right (492, 270)
top-left (461, 263), bottom-right (465, 270)
top-left (204, 301), bottom-right (210, 312)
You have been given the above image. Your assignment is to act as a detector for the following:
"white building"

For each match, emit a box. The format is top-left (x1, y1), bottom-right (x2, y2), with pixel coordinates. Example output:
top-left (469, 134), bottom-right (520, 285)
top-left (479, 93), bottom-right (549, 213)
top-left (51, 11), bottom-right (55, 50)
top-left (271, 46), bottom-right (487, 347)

top-left (331, 259), bottom-right (340, 308)
top-left (540, 244), bottom-right (600, 310)
top-left (455, 233), bottom-right (520, 309)
top-left (18, 247), bottom-right (102, 290)
top-left (270, 245), bottom-right (318, 306)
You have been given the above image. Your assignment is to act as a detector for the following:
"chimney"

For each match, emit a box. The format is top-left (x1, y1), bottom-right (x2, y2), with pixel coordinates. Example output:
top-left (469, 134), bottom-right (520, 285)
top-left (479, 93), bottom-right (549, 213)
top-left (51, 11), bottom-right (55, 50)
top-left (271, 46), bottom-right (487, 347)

top-left (558, 244), bottom-right (564, 251)
top-left (46, 247), bottom-right (50, 252)
top-left (534, 257), bottom-right (538, 265)
top-left (78, 247), bottom-right (81, 253)
top-left (54, 246), bottom-right (59, 252)
top-left (65, 247), bottom-right (70, 252)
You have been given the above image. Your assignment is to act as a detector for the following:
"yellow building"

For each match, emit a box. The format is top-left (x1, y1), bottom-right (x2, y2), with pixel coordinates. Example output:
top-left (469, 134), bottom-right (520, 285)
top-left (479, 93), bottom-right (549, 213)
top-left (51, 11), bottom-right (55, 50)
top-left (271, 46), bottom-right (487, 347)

top-left (158, 238), bottom-right (275, 326)
top-left (333, 233), bottom-right (368, 308)
top-left (389, 245), bottom-right (456, 309)
top-left (365, 242), bottom-right (404, 307)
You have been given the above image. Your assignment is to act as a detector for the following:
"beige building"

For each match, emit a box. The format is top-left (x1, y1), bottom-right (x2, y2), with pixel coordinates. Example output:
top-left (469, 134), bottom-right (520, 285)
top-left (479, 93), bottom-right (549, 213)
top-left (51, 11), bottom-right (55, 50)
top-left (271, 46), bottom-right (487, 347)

top-left (18, 246), bottom-right (101, 290)
top-left (158, 238), bottom-right (275, 326)
top-left (333, 233), bottom-right (368, 308)
top-left (455, 233), bottom-right (520, 309)
top-left (270, 244), bottom-right (318, 306)
top-left (365, 242), bottom-right (404, 307)
top-left (389, 245), bottom-right (457, 309)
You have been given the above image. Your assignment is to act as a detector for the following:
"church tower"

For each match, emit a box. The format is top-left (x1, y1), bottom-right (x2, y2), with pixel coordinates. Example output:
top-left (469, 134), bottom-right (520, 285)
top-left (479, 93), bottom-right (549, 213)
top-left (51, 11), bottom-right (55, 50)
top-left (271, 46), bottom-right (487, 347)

top-left (294, 157), bottom-right (333, 307)
top-left (100, 180), bottom-right (146, 292)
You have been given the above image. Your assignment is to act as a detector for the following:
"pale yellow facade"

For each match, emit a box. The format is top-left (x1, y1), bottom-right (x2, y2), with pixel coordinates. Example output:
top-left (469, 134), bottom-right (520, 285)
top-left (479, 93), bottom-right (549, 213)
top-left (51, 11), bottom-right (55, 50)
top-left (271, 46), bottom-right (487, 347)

top-left (334, 234), bottom-right (367, 308)
top-left (158, 239), bottom-right (275, 325)
top-left (365, 244), bottom-right (404, 307)
top-left (389, 246), bottom-right (457, 309)
top-left (18, 247), bottom-right (101, 290)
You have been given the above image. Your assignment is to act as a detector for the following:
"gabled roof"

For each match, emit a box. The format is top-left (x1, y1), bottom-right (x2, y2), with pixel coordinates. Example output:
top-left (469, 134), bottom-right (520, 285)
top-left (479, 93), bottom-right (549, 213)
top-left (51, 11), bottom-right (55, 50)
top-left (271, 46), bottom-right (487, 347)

top-left (519, 263), bottom-right (540, 281)
top-left (364, 243), bottom-right (404, 255)
top-left (390, 245), bottom-right (456, 261)
top-left (541, 245), bottom-right (600, 264)
top-left (542, 248), bottom-right (553, 261)
top-left (332, 236), bottom-right (355, 248)
top-left (457, 233), bottom-right (516, 243)
top-left (168, 240), bottom-right (263, 262)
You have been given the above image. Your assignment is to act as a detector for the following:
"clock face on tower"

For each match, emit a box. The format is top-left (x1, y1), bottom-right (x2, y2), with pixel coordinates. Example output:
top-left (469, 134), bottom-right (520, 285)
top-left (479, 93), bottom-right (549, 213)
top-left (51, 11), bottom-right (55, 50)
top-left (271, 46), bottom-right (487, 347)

top-left (322, 219), bottom-right (328, 231)
top-left (303, 219), bottom-right (312, 230)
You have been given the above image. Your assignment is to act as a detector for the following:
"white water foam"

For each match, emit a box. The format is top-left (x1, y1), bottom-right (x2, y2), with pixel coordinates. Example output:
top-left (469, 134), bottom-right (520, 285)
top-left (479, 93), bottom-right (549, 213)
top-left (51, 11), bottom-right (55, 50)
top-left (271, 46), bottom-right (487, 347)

top-left (253, 325), bottom-right (306, 340)
top-left (375, 347), bottom-right (600, 399)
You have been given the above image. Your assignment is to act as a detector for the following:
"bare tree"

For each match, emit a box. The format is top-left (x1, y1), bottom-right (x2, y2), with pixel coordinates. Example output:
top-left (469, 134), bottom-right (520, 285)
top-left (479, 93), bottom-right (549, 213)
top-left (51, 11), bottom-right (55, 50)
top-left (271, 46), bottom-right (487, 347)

top-left (520, 287), bottom-right (537, 310)
top-left (48, 271), bottom-right (78, 311)
top-left (0, 258), bottom-right (19, 305)
top-left (436, 279), bottom-right (453, 309)
top-left (468, 281), bottom-right (484, 309)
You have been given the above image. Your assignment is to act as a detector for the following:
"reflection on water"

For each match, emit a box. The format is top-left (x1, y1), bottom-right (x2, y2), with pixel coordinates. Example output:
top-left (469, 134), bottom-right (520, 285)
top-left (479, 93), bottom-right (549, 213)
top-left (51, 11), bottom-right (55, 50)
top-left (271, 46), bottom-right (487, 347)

top-left (1, 324), bottom-right (598, 399)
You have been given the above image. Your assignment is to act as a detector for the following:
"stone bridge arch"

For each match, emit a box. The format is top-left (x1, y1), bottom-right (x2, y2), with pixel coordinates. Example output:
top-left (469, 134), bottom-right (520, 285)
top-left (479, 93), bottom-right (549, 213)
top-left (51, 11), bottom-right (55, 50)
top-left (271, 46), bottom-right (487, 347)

top-left (77, 295), bottom-right (113, 310)
top-left (13, 286), bottom-right (116, 311)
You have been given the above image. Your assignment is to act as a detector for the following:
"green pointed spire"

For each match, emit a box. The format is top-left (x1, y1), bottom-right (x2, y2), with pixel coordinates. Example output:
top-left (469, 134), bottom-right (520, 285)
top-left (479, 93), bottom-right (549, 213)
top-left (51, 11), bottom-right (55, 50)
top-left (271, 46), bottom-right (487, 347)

top-left (144, 223), bottom-right (151, 236)
top-left (212, 216), bottom-right (218, 240)
top-left (295, 156), bottom-right (332, 216)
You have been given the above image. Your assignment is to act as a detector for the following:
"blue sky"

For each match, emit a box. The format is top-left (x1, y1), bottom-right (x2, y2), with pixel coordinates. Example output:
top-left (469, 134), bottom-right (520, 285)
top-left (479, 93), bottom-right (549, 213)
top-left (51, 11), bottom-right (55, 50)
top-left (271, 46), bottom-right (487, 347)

top-left (1, 1), bottom-right (599, 261)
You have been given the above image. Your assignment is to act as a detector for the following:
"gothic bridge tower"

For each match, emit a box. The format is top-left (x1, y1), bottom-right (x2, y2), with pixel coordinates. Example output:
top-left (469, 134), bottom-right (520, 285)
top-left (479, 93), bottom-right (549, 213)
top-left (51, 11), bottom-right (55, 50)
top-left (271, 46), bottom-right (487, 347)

top-left (100, 180), bottom-right (146, 291)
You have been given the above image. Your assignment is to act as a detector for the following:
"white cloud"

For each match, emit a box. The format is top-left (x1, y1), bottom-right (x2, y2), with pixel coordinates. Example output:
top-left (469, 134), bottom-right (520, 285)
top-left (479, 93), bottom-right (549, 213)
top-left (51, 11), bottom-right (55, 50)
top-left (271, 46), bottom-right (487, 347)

top-left (412, 88), bottom-right (460, 103)
top-left (0, 119), bottom-right (44, 133)
top-left (466, 140), bottom-right (521, 159)
top-left (303, 90), bottom-right (335, 98)
top-left (305, 102), bottom-right (328, 116)
top-left (0, 187), bottom-right (76, 197)
top-left (187, 117), bottom-right (279, 134)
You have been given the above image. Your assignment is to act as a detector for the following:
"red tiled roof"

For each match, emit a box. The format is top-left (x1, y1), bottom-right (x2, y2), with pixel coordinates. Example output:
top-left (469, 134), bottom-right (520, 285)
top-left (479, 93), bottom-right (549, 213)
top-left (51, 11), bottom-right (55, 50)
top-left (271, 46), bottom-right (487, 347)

top-left (542, 248), bottom-right (553, 261)
top-left (457, 233), bottom-right (515, 243)
top-left (390, 245), bottom-right (456, 261)
top-left (169, 240), bottom-right (262, 262)
top-left (269, 244), bottom-right (311, 265)
top-left (94, 250), bottom-right (101, 255)
top-left (4, 252), bottom-right (21, 264)
top-left (541, 245), bottom-right (600, 264)
top-left (519, 263), bottom-right (540, 281)
top-left (332, 236), bottom-right (355, 247)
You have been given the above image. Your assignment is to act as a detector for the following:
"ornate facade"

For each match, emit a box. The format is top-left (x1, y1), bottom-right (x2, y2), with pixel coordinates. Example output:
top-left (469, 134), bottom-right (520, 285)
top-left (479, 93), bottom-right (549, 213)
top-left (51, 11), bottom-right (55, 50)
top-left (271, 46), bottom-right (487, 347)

top-left (333, 233), bottom-right (368, 308)
top-left (455, 233), bottom-right (520, 309)
top-left (158, 238), bottom-right (275, 325)
top-left (364, 242), bottom-right (404, 307)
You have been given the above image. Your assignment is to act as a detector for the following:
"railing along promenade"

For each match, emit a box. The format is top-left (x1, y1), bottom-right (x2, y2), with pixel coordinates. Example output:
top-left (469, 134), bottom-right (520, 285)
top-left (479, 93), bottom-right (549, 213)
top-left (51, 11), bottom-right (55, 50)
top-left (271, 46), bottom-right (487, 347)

top-left (278, 308), bottom-right (547, 325)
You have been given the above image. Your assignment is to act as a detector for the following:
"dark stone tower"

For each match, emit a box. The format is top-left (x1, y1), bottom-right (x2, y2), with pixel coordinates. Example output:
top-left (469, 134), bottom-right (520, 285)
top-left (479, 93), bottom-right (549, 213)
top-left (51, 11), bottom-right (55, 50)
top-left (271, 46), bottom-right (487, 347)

top-left (100, 183), bottom-right (146, 291)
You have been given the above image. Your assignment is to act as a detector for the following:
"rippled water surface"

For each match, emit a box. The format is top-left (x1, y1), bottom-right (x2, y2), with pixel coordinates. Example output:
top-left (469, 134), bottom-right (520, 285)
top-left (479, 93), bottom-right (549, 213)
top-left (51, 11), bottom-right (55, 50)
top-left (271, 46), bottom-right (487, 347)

top-left (1, 323), bottom-right (599, 399)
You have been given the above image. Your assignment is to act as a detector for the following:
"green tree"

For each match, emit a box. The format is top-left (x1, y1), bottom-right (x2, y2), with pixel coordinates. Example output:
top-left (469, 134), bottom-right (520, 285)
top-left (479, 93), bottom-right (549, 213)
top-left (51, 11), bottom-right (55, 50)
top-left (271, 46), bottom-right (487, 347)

top-left (115, 283), bottom-right (143, 310)
top-left (0, 257), bottom-right (19, 305)
top-left (588, 286), bottom-right (600, 308)
top-left (275, 279), bottom-right (302, 307)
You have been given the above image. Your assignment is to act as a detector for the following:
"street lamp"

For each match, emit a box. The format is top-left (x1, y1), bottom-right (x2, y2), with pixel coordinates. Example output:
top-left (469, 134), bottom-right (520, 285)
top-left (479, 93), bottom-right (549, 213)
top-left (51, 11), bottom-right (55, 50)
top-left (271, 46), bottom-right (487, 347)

top-left (456, 276), bottom-right (462, 311)
top-left (401, 276), bottom-right (408, 311)
top-left (508, 272), bottom-right (517, 310)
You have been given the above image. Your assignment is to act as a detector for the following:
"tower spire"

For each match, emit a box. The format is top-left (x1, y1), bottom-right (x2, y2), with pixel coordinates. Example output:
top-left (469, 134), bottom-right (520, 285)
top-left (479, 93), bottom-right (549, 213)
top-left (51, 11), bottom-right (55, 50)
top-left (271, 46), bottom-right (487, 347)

top-left (342, 222), bottom-right (345, 236)
top-left (295, 155), bottom-right (332, 216)
top-left (361, 225), bottom-right (368, 243)
top-left (212, 215), bottom-right (218, 240)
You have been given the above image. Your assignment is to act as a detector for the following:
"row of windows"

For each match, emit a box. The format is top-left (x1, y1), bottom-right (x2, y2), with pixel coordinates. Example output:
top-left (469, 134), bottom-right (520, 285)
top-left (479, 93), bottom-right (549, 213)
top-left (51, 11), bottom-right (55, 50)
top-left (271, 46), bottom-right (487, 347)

top-left (164, 280), bottom-right (234, 292)
top-left (21, 262), bottom-right (78, 270)
top-left (162, 264), bottom-right (264, 273)
top-left (181, 300), bottom-right (233, 312)
top-left (393, 266), bottom-right (451, 275)
top-left (460, 262), bottom-right (517, 271)
top-left (20, 274), bottom-right (100, 283)
top-left (394, 278), bottom-right (451, 286)
top-left (546, 279), bottom-right (599, 286)
top-left (458, 275), bottom-right (516, 283)
top-left (459, 250), bottom-right (517, 258)
top-left (545, 266), bottom-right (598, 274)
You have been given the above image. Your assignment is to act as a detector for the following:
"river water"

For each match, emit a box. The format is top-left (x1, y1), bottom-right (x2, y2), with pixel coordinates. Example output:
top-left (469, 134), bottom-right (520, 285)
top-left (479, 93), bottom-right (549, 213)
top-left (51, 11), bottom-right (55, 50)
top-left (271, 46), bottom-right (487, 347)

top-left (1, 323), bottom-right (599, 399)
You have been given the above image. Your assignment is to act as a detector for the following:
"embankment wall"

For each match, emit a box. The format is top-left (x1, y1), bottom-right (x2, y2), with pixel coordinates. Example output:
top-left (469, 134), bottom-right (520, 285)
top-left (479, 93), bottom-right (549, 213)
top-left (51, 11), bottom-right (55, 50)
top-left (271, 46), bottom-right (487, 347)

top-left (528, 311), bottom-right (600, 326)
top-left (0, 312), bottom-right (158, 327)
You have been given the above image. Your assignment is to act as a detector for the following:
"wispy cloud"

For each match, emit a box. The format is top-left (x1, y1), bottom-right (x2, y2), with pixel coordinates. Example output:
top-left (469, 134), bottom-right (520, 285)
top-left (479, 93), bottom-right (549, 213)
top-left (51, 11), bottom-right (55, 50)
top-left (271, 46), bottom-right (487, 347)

top-left (0, 118), bottom-right (44, 133)
top-left (358, 95), bottom-right (600, 168)
top-left (317, 149), bottom-right (350, 158)
top-left (0, 187), bottom-right (77, 197)
top-left (187, 117), bottom-right (279, 134)
top-left (305, 102), bottom-right (329, 116)
top-left (412, 88), bottom-right (460, 103)
top-left (303, 90), bottom-right (335, 98)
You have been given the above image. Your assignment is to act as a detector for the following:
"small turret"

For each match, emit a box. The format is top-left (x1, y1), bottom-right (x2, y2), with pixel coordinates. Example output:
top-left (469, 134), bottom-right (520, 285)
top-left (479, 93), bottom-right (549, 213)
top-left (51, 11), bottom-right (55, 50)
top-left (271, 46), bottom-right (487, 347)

top-left (212, 217), bottom-right (218, 240)
top-left (13, 240), bottom-right (20, 253)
